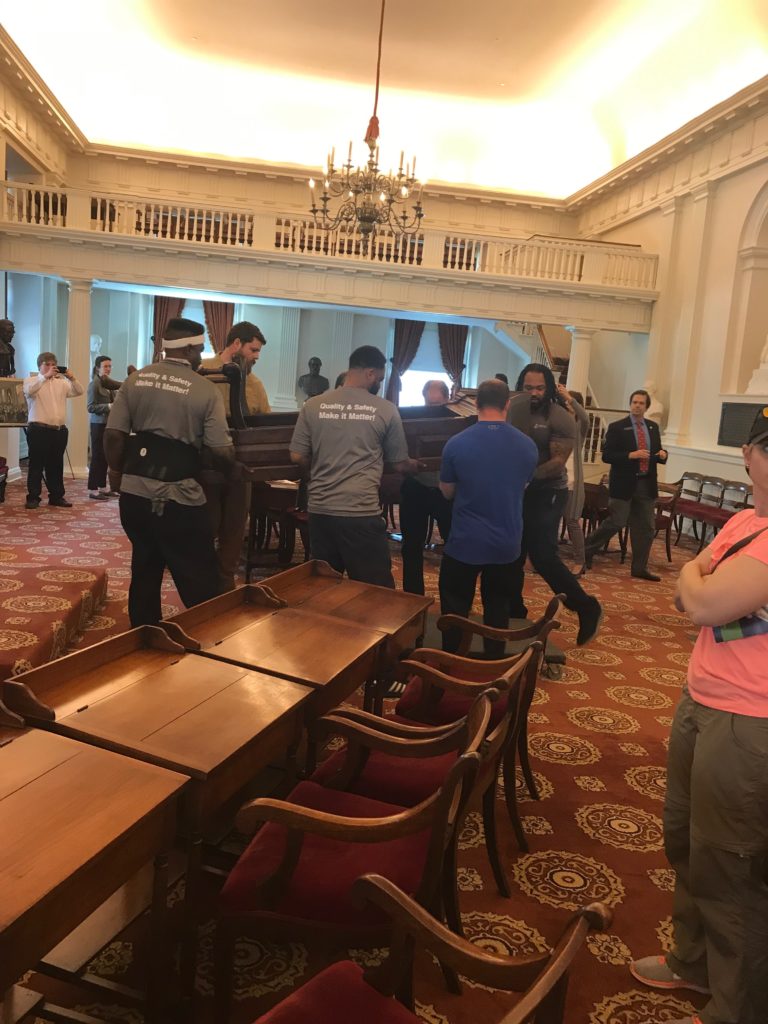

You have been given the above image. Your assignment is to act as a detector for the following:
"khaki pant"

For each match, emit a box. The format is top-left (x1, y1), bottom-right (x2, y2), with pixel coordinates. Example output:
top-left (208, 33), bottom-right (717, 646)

top-left (664, 689), bottom-right (768, 1024)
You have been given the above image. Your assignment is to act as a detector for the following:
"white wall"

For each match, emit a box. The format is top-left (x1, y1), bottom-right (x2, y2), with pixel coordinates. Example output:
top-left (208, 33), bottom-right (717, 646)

top-left (588, 331), bottom-right (649, 410)
top-left (590, 159), bottom-right (768, 481)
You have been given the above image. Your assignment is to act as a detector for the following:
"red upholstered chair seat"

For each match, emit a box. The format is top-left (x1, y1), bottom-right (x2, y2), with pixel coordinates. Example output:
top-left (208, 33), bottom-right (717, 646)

top-left (252, 959), bottom-right (418, 1024)
top-left (312, 744), bottom-right (459, 807)
top-left (219, 781), bottom-right (431, 928)
top-left (396, 675), bottom-right (508, 726)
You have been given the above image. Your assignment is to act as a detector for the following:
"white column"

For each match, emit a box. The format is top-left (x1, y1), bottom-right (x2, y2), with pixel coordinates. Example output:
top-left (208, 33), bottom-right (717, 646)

top-left (565, 327), bottom-right (594, 397)
top-left (329, 310), bottom-right (354, 382)
top-left (663, 183), bottom-right (717, 447)
top-left (271, 307), bottom-right (301, 411)
top-left (65, 278), bottom-right (93, 475)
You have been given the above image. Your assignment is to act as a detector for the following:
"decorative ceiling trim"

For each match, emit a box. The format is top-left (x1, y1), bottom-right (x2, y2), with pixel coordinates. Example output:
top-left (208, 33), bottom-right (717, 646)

top-left (565, 74), bottom-right (768, 209)
top-left (0, 25), bottom-right (87, 151)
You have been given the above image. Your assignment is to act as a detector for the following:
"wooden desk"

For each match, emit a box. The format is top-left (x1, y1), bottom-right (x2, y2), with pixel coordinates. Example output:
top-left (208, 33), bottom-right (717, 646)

top-left (2, 626), bottom-right (312, 998)
top-left (0, 729), bottom-right (184, 1023)
top-left (261, 560), bottom-right (432, 710)
top-left (162, 585), bottom-right (385, 719)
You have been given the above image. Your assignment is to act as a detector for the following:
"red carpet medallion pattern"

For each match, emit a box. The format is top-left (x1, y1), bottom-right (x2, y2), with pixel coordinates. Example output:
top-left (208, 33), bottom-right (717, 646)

top-left (0, 479), bottom-right (706, 1024)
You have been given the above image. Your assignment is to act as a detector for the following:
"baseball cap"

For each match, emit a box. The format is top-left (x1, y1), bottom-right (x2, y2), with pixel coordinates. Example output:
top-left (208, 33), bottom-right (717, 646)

top-left (747, 406), bottom-right (768, 445)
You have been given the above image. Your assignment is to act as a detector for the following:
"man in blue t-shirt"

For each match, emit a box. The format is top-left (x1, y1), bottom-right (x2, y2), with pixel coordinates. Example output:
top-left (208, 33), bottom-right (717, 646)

top-left (439, 378), bottom-right (539, 656)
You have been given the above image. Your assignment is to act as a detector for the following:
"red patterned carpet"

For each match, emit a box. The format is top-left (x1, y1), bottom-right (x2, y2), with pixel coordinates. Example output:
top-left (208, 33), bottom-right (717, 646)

top-left (1, 478), bottom-right (706, 1024)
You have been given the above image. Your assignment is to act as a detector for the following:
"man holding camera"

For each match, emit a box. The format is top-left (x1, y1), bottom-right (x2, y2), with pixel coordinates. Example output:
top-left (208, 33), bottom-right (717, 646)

top-left (23, 352), bottom-right (83, 509)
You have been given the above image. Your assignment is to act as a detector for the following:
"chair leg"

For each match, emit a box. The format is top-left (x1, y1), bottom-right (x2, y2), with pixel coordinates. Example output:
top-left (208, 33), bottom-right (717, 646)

top-left (441, 838), bottom-right (464, 938)
top-left (213, 918), bottom-right (236, 1024)
top-left (502, 748), bottom-right (529, 854)
top-left (619, 526), bottom-right (627, 564)
top-left (483, 784), bottom-right (511, 898)
top-left (517, 721), bottom-right (539, 800)
top-left (696, 523), bottom-right (709, 554)
top-left (665, 524), bottom-right (673, 562)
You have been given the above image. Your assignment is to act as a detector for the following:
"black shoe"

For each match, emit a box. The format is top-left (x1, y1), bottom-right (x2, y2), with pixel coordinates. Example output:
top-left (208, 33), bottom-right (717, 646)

top-left (631, 570), bottom-right (661, 582)
top-left (25, 498), bottom-right (41, 509)
top-left (577, 598), bottom-right (603, 646)
top-left (48, 499), bottom-right (73, 508)
top-left (584, 550), bottom-right (594, 571)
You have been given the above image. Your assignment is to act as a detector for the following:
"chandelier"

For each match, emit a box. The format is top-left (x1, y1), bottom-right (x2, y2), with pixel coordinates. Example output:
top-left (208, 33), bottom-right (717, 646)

top-left (308, 0), bottom-right (423, 251)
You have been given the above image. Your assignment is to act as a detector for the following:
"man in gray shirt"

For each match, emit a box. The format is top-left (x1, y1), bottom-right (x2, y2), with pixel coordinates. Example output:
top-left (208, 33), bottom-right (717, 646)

top-left (105, 317), bottom-right (234, 625)
top-left (507, 362), bottom-right (602, 646)
top-left (290, 345), bottom-right (419, 587)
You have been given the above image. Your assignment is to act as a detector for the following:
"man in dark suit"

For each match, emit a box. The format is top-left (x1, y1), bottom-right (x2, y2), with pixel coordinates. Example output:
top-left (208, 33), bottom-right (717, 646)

top-left (584, 389), bottom-right (668, 580)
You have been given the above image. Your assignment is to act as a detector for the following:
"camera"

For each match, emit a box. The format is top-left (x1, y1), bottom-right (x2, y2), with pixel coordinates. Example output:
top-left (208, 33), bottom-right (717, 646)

top-left (56, 365), bottom-right (68, 374)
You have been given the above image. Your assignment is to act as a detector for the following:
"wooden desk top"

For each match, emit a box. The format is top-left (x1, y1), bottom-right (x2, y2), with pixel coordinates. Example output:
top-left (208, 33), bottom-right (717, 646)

top-left (2, 628), bottom-right (311, 780)
top-left (262, 561), bottom-right (432, 636)
top-left (165, 603), bottom-right (384, 690)
top-left (0, 730), bottom-right (185, 994)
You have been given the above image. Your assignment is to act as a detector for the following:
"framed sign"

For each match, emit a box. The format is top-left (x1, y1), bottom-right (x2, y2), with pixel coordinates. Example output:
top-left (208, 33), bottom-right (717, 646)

top-left (0, 378), bottom-right (27, 426)
top-left (718, 402), bottom-right (766, 448)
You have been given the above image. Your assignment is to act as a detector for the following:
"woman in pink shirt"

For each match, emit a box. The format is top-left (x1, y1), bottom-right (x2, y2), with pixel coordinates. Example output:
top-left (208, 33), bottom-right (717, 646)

top-left (630, 410), bottom-right (768, 1024)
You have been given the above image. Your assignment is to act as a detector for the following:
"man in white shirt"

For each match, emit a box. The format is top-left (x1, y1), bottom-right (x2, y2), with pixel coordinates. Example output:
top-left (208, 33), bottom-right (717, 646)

top-left (23, 352), bottom-right (84, 509)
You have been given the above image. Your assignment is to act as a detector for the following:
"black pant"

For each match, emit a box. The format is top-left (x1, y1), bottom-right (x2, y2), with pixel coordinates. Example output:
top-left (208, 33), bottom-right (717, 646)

top-left (399, 477), bottom-right (452, 595)
top-left (88, 422), bottom-right (108, 490)
top-left (308, 513), bottom-right (395, 588)
top-left (26, 424), bottom-right (67, 502)
top-left (509, 486), bottom-right (593, 617)
top-left (439, 554), bottom-right (515, 657)
top-left (119, 492), bottom-right (220, 626)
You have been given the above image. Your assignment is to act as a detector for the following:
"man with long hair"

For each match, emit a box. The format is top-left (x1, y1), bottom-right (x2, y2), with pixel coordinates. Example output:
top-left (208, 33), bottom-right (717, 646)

top-left (507, 362), bottom-right (602, 645)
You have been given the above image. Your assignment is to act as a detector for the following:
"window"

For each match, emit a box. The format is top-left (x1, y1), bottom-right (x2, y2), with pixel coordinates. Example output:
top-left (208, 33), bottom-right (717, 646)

top-left (398, 369), bottom-right (452, 407)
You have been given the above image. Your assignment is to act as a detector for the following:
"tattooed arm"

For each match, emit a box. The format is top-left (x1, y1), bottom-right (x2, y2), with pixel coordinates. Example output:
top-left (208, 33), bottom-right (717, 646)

top-left (534, 437), bottom-right (573, 480)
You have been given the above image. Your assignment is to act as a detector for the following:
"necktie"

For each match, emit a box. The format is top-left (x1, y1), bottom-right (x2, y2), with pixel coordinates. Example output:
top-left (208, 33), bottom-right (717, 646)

top-left (635, 419), bottom-right (649, 474)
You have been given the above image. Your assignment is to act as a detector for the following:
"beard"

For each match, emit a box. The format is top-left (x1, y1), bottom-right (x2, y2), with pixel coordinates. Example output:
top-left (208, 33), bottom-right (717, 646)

top-left (368, 381), bottom-right (381, 396)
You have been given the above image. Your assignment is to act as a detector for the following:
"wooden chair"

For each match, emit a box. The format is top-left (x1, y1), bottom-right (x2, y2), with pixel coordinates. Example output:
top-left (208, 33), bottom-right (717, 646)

top-left (391, 625), bottom-right (556, 860)
top-left (213, 705), bottom-right (490, 1022)
top-left (437, 594), bottom-right (562, 660)
top-left (250, 874), bottom-right (612, 1024)
top-left (581, 480), bottom-right (610, 538)
top-left (311, 647), bottom-right (537, 902)
top-left (673, 470), bottom-right (704, 541)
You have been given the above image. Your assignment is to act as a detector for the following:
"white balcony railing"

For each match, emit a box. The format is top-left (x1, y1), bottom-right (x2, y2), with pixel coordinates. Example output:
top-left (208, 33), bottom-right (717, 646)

top-left (0, 181), bottom-right (659, 292)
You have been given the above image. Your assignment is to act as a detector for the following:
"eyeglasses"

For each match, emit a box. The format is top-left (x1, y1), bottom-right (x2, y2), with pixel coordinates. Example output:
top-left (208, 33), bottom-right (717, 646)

top-left (522, 384), bottom-right (547, 393)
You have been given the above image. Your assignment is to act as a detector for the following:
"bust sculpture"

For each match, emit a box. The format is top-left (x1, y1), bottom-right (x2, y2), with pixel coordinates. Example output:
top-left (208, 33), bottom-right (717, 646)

top-left (643, 379), bottom-right (664, 426)
top-left (0, 319), bottom-right (16, 378)
top-left (298, 356), bottom-right (330, 399)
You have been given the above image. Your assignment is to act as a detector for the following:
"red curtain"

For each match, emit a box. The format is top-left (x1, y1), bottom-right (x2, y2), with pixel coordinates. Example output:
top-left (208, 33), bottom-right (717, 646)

top-left (152, 296), bottom-right (185, 361)
top-left (438, 323), bottom-right (468, 395)
top-left (202, 300), bottom-right (235, 354)
top-left (385, 320), bottom-right (425, 405)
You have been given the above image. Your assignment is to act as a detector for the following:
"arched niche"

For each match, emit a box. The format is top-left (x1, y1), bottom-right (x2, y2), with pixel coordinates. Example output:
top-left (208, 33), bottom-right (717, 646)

top-left (724, 179), bottom-right (768, 394)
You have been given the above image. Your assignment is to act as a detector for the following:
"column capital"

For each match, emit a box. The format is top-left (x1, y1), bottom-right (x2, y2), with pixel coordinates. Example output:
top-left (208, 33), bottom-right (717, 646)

top-left (66, 278), bottom-right (93, 293)
top-left (565, 325), bottom-right (595, 342)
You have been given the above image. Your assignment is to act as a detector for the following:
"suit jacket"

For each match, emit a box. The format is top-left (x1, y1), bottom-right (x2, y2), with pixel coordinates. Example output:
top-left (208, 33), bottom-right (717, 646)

top-left (602, 415), bottom-right (667, 500)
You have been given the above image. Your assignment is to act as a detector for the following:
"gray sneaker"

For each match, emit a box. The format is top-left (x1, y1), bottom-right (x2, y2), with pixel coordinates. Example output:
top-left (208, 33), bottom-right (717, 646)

top-left (630, 954), bottom-right (710, 995)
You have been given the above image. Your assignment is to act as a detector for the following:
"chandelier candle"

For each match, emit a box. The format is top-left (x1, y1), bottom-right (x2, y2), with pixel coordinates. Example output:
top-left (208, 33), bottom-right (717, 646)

top-left (308, 0), bottom-right (424, 253)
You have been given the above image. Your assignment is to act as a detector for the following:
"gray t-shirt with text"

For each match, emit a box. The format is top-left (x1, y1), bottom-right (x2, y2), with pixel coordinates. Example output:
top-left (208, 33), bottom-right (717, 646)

top-left (107, 359), bottom-right (233, 506)
top-left (507, 393), bottom-right (575, 490)
top-left (290, 385), bottom-right (409, 516)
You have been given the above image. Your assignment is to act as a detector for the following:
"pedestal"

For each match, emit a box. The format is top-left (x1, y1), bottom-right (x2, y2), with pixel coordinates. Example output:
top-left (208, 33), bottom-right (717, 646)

top-left (745, 365), bottom-right (768, 395)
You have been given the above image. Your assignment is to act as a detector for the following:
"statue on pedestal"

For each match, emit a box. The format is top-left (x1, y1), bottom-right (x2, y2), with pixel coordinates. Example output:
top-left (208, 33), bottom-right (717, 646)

top-left (0, 319), bottom-right (16, 377)
top-left (745, 334), bottom-right (768, 395)
top-left (298, 357), bottom-right (330, 400)
top-left (643, 379), bottom-right (664, 426)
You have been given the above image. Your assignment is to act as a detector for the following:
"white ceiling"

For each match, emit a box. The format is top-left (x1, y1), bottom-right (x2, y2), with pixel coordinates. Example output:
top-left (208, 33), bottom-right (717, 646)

top-left (3, 0), bottom-right (768, 197)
